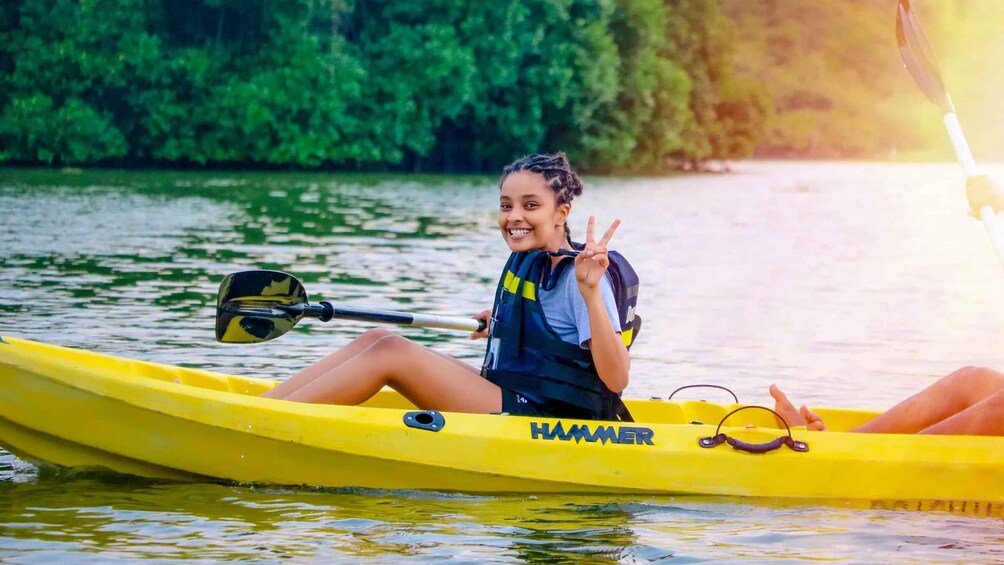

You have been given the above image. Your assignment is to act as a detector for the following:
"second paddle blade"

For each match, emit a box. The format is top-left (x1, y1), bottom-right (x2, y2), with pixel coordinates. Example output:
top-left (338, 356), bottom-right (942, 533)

top-left (216, 270), bottom-right (309, 343)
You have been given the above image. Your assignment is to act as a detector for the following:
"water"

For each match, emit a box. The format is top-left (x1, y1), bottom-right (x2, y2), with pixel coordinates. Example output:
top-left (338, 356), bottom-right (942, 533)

top-left (1, 163), bottom-right (1002, 561)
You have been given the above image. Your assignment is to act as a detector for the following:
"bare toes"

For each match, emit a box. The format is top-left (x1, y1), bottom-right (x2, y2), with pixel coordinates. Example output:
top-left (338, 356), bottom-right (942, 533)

top-left (769, 384), bottom-right (807, 427)
top-left (800, 405), bottom-right (827, 431)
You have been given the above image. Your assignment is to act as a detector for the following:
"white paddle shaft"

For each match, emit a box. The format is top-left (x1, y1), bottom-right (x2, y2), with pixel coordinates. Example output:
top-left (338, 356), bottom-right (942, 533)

top-left (410, 313), bottom-right (483, 332)
top-left (943, 112), bottom-right (977, 176)
top-left (943, 112), bottom-right (1004, 272)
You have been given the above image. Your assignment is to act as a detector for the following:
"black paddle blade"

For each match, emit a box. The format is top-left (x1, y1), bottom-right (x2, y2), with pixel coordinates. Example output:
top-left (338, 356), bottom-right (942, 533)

top-left (896, 0), bottom-right (955, 114)
top-left (216, 270), bottom-right (308, 343)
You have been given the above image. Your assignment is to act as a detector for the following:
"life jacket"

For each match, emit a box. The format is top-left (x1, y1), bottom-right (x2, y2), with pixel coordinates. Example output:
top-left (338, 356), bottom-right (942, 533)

top-left (481, 245), bottom-right (641, 421)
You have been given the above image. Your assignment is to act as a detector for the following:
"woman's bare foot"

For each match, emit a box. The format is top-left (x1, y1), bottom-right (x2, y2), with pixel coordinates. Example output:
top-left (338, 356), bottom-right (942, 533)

top-left (799, 405), bottom-right (826, 431)
top-left (769, 384), bottom-right (826, 431)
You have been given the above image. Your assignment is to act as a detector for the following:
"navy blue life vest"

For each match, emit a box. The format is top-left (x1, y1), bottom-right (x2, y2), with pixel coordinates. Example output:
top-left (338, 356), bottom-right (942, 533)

top-left (481, 246), bottom-right (640, 421)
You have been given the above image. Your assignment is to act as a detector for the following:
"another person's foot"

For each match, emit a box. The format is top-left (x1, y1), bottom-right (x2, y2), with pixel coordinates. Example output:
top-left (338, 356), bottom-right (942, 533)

top-left (799, 405), bottom-right (826, 431)
top-left (769, 384), bottom-right (826, 431)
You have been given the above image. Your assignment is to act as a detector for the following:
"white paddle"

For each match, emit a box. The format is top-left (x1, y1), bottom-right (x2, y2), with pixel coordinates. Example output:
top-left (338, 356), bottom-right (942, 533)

top-left (896, 0), bottom-right (1004, 271)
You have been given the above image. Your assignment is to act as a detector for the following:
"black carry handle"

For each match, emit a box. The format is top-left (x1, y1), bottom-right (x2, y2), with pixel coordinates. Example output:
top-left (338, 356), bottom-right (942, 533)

top-left (698, 406), bottom-right (809, 454)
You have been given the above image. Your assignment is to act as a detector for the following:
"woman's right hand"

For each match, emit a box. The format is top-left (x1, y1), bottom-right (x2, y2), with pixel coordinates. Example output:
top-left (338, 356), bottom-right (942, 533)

top-left (470, 309), bottom-right (492, 339)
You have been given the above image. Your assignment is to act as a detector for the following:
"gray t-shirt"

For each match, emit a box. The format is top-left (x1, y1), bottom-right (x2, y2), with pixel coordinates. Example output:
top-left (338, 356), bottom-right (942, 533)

top-left (538, 266), bottom-right (621, 348)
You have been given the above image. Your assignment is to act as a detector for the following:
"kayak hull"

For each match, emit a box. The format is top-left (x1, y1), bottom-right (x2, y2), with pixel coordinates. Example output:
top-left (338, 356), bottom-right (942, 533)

top-left (1, 336), bottom-right (1002, 508)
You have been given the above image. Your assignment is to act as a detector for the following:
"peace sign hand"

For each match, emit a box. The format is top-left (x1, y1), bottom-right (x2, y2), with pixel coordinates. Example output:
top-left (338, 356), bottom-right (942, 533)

top-left (574, 216), bottom-right (620, 294)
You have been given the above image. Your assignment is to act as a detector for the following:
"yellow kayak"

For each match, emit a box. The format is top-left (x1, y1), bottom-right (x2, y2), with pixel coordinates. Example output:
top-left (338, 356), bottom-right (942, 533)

top-left (0, 335), bottom-right (1001, 509)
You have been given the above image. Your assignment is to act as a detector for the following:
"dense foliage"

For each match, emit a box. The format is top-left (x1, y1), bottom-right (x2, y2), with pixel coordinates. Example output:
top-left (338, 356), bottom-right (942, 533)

top-left (719, 0), bottom-right (1004, 160)
top-left (0, 0), bottom-right (767, 171)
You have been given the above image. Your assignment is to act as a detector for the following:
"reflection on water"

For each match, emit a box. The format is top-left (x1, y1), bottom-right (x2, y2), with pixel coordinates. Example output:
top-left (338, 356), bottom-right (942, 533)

top-left (1, 472), bottom-right (1001, 562)
top-left (1, 163), bottom-right (1003, 560)
top-left (0, 169), bottom-right (504, 373)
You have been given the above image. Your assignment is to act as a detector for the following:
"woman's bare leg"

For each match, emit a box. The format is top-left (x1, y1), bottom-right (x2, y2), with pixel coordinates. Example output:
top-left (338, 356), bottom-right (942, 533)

top-left (919, 390), bottom-right (1004, 435)
top-left (263, 328), bottom-right (393, 399)
top-left (265, 328), bottom-right (479, 399)
top-left (282, 333), bottom-right (502, 413)
top-left (852, 366), bottom-right (1004, 433)
top-left (771, 366), bottom-right (1004, 435)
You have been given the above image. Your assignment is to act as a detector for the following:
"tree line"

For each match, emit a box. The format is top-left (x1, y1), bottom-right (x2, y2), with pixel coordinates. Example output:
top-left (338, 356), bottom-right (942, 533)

top-left (719, 0), bottom-right (1004, 161)
top-left (0, 0), bottom-right (769, 172)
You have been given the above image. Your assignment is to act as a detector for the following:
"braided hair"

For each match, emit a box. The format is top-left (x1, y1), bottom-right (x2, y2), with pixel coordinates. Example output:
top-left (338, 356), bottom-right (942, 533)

top-left (501, 152), bottom-right (583, 245)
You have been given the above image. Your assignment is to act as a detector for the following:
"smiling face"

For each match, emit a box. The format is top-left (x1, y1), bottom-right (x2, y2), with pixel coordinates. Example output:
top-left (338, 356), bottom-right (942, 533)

top-left (498, 170), bottom-right (570, 253)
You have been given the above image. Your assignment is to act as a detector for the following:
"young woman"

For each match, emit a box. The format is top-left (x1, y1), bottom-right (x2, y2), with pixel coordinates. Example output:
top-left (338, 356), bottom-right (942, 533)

top-left (262, 153), bottom-right (631, 420)
top-left (770, 367), bottom-right (1004, 436)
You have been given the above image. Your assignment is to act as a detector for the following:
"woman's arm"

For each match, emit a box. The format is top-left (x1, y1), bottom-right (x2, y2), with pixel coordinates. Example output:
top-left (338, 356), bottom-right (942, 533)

top-left (574, 216), bottom-right (630, 393)
top-left (581, 287), bottom-right (630, 392)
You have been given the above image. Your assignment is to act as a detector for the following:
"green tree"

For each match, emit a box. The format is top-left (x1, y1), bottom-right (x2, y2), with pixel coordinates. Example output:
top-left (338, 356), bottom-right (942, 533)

top-left (718, 0), bottom-right (913, 158)
top-left (0, 0), bottom-right (767, 171)
top-left (0, 0), bottom-right (138, 163)
top-left (663, 0), bottom-right (770, 166)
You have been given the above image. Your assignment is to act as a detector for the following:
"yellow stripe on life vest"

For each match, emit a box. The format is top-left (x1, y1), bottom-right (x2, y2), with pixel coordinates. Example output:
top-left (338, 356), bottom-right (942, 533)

top-left (503, 271), bottom-right (517, 294)
top-left (503, 270), bottom-right (536, 301)
top-left (621, 327), bottom-right (633, 347)
top-left (522, 282), bottom-right (536, 300)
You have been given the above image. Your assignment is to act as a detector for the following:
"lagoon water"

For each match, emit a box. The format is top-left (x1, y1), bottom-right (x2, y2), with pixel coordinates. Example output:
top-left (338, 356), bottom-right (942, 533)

top-left (1, 162), bottom-right (1002, 561)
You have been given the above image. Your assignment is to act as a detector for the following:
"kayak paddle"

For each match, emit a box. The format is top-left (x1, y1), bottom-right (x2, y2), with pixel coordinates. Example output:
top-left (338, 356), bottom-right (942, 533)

top-left (216, 270), bottom-right (486, 344)
top-left (896, 0), bottom-right (1004, 270)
